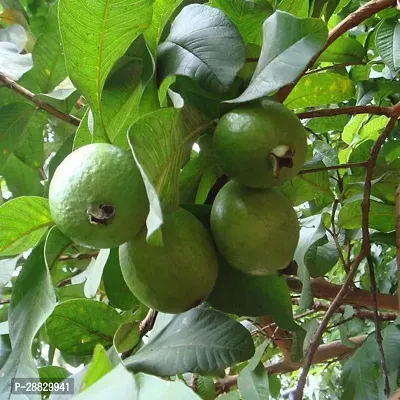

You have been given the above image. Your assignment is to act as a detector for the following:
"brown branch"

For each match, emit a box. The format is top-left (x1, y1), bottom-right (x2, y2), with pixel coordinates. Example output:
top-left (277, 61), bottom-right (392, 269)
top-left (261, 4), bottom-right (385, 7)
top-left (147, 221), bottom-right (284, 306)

top-left (294, 252), bottom-right (365, 399)
top-left (287, 276), bottom-right (399, 311)
top-left (396, 184), bottom-right (400, 314)
top-left (297, 105), bottom-right (397, 119)
top-left (0, 299), bottom-right (10, 305)
top-left (299, 162), bottom-right (368, 175)
top-left (215, 335), bottom-right (367, 394)
top-left (0, 72), bottom-right (81, 127)
top-left (277, 0), bottom-right (397, 102)
top-left (305, 61), bottom-right (384, 75)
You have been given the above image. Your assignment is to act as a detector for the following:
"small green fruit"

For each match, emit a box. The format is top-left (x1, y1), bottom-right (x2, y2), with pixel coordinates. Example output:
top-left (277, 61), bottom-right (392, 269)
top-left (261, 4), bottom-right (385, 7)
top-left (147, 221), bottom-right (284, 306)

top-left (49, 143), bottom-right (148, 249)
top-left (213, 100), bottom-right (307, 188)
top-left (119, 207), bottom-right (219, 314)
top-left (210, 181), bottom-right (299, 275)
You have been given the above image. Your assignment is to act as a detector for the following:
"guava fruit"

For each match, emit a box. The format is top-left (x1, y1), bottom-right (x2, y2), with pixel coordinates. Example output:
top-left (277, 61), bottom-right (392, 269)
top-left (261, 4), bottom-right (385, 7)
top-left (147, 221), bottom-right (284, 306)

top-left (49, 143), bottom-right (148, 249)
top-left (213, 100), bottom-right (308, 188)
top-left (119, 207), bottom-right (219, 314)
top-left (210, 181), bottom-right (299, 275)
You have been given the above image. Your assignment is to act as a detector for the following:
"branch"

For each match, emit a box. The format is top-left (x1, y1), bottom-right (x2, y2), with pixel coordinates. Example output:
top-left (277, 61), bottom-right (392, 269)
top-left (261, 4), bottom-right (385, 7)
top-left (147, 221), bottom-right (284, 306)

top-left (215, 335), bottom-right (367, 394)
top-left (299, 161), bottom-right (368, 175)
top-left (305, 61), bottom-right (384, 75)
top-left (297, 104), bottom-right (398, 119)
top-left (0, 72), bottom-right (81, 127)
top-left (295, 103), bottom-right (400, 399)
top-left (277, 0), bottom-right (397, 102)
top-left (286, 276), bottom-right (399, 311)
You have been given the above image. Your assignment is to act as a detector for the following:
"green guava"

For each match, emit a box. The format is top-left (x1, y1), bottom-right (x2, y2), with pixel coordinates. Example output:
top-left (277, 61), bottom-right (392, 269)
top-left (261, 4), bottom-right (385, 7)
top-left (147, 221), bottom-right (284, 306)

top-left (119, 207), bottom-right (219, 314)
top-left (213, 100), bottom-right (308, 188)
top-left (210, 181), bottom-right (299, 275)
top-left (49, 143), bottom-right (149, 249)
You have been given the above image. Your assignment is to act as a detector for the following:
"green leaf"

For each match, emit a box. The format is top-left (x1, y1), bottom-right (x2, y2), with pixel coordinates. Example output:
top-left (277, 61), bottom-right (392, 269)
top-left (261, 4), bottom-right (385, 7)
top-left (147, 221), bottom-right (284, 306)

top-left (2, 153), bottom-right (42, 197)
top-left (341, 114), bottom-right (369, 145)
top-left (0, 103), bottom-right (36, 169)
top-left (113, 321), bottom-right (140, 353)
top-left (0, 241), bottom-right (57, 398)
top-left (339, 200), bottom-right (395, 232)
top-left (277, 0), bottom-right (308, 17)
top-left (209, 0), bottom-right (273, 46)
top-left (127, 106), bottom-right (211, 239)
top-left (80, 344), bottom-right (113, 392)
top-left (125, 307), bottom-right (255, 375)
top-left (73, 109), bottom-right (93, 150)
top-left (228, 11), bottom-right (327, 103)
top-left (306, 114), bottom-right (350, 133)
top-left (73, 364), bottom-right (201, 399)
top-left (196, 375), bottom-right (216, 400)
top-left (103, 248), bottom-right (138, 311)
top-left (38, 366), bottom-right (71, 397)
top-left (31, 2), bottom-right (67, 92)
top-left (46, 299), bottom-right (124, 356)
top-left (84, 249), bottom-right (110, 298)
top-left (342, 324), bottom-right (400, 400)
top-left (0, 256), bottom-right (19, 297)
top-left (207, 259), bottom-right (299, 331)
top-left (305, 236), bottom-right (339, 277)
top-left (313, 140), bottom-right (339, 166)
top-left (144, 0), bottom-right (184, 52)
top-left (376, 18), bottom-right (400, 75)
top-left (284, 72), bottom-right (356, 109)
top-left (318, 37), bottom-right (365, 63)
top-left (59, 0), bottom-right (153, 141)
top-left (0, 196), bottom-right (53, 256)
top-left (157, 4), bottom-right (245, 94)
top-left (44, 226), bottom-right (71, 274)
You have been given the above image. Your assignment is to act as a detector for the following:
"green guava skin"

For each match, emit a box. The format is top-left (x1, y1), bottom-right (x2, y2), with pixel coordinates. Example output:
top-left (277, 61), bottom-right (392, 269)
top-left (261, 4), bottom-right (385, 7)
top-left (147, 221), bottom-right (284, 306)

top-left (49, 143), bottom-right (149, 249)
top-left (119, 207), bottom-right (219, 314)
top-left (210, 181), bottom-right (299, 275)
top-left (213, 100), bottom-right (308, 188)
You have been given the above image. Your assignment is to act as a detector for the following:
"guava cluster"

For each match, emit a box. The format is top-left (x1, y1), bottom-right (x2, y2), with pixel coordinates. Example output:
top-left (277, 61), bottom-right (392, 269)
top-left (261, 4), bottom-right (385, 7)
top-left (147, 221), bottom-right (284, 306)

top-left (48, 100), bottom-right (307, 315)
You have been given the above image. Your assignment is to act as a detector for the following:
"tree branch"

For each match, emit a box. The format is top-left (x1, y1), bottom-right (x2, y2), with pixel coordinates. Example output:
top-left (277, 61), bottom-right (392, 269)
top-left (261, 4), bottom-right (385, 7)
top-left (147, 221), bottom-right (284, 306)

top-left (299, 162), bottom-right (368, 175)
top-left (295, 103), bottom-right (400, 399)
top-left (0, 72), bottom-right (81, 127)
top-left (277, 0), bottom-right (397, 102)
top-left (215, 335), bottom-right (367, 394)
top-left (297, 104), bottom-right (398, 119)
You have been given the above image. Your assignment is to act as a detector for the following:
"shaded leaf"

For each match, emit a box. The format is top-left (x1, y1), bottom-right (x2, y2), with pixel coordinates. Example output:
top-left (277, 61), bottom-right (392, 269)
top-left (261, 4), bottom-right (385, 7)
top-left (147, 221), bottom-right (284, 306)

top-left (228, 11), bottom-right (327, 103)
top-left (284, 72), bottom-right (356, 109)
top-left (46, 299), bottom-right (123, 356)
top-left (318, 37), bottom-right (365, 64)
top-left (305, 236), bottom-right (339, 277)
top-left (125, 307), bottom-right (255, 375)
top-left (339, 200), bottom-right (395, 232)
top-left (0, 196), bottom-right (53, 256)
top-left (157, 4), bottom-right (245, 94)
top-left (59, 0), bottom-right (153, 140)
top-left (376, 18), bottom-right (400, 75)
top-left (0, 256), bottom-right (19, 297)
top-left (113, 322), bottom-right (140, 353)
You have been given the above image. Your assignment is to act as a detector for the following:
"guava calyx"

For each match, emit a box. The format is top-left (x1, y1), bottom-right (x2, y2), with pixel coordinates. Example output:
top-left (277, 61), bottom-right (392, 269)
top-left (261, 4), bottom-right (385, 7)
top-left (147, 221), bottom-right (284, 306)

top-left (87, 204), bottom-right (116, 225)
top-left (270, 145), bottom-right (295, 177)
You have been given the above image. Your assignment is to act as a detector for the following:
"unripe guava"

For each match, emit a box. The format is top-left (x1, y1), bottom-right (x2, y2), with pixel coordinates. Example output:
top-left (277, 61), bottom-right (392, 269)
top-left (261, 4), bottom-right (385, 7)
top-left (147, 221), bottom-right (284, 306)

top-left (49, 143), bottom-right (148, 249)
top-left (210, 181), bottom-right (299, 275)
top-left (213, 100), bottom-right (307, 188)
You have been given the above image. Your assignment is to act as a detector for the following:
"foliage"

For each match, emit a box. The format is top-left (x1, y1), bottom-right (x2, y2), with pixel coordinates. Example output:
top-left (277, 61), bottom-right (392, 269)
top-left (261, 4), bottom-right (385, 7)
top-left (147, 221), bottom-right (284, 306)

top-left (0, 0), bottom-right (399, 399)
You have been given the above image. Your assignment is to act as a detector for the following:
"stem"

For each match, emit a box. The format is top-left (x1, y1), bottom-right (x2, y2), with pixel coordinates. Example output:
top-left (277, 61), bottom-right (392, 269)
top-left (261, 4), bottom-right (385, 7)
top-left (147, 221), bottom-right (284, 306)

top-left (299, 162), bottom-right (367, 174)
top-left (297, 105), bottom-right (396, 119)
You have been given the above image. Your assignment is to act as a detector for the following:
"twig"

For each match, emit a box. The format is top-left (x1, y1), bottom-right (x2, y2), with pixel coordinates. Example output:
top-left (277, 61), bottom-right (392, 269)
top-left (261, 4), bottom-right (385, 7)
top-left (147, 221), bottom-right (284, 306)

top-left (294, 103), bottom-right (400, 399)
top-left (294, 251), bottom-right (365, 400)
top-left (0, 299), bottom-right (10, 305)
top-left (0, 72), bottom-right (81, 127)
top-left (328, 199), bottom-right (347, 268)
top-left (277, 0), bottom-right (397, 102)
top-left (305, 61), bottom-right (384, 75)
top-left (215, 335), bottom-right (367, 395)
top-left (299, 162), bottom-right (368, 175)
top-left (297, 105), bottom-right (397, 119)
top-left (396, 185), bottom-right (400, 314)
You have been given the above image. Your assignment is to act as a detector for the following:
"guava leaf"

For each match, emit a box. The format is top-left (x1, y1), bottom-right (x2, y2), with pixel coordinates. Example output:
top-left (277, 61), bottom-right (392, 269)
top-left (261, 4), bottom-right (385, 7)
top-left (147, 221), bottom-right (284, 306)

top-left (127, 106), bottom-right (212, 240)
top-left (339, 199), bottom-right (395, 232)
top-left (376, 18), bottom-right (400, 75)
top-left (277, 0), bottom-right (308, 17)
top-left (73, 364), bottom-right (201, 400)
top-left (124, 307), bottom-right (255, 375)
top-left (318, 37), bottom-right (365, 64)
top-left (0, 40), bottom-right (32, 80)
top-left (227, 11), bottom-right (327, 103)
top-left (284, 72), bottom-right (356, 109)
top-left (0, 256), bottom-right (19, 297)
top-left (0, 196), bottom-right (54, 256)
top-left (209, 0), bottom-right (273, 46)
top-left (157, 4), bottom-right (246, 94)
top-left (46, 299), bottom-right (123, 356)
top-left (59, 0), bottom-right (153, 141)
top-left (84, 249), bottom-right (110, 298)
top-left (342, 324), bottom-right (400, 400)
top-left (31, 3), bottom-right (67, 92)
top-left (0, 232), bottom-right (62, 398)
top-left (144, 0), bottom-right (185, 52)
